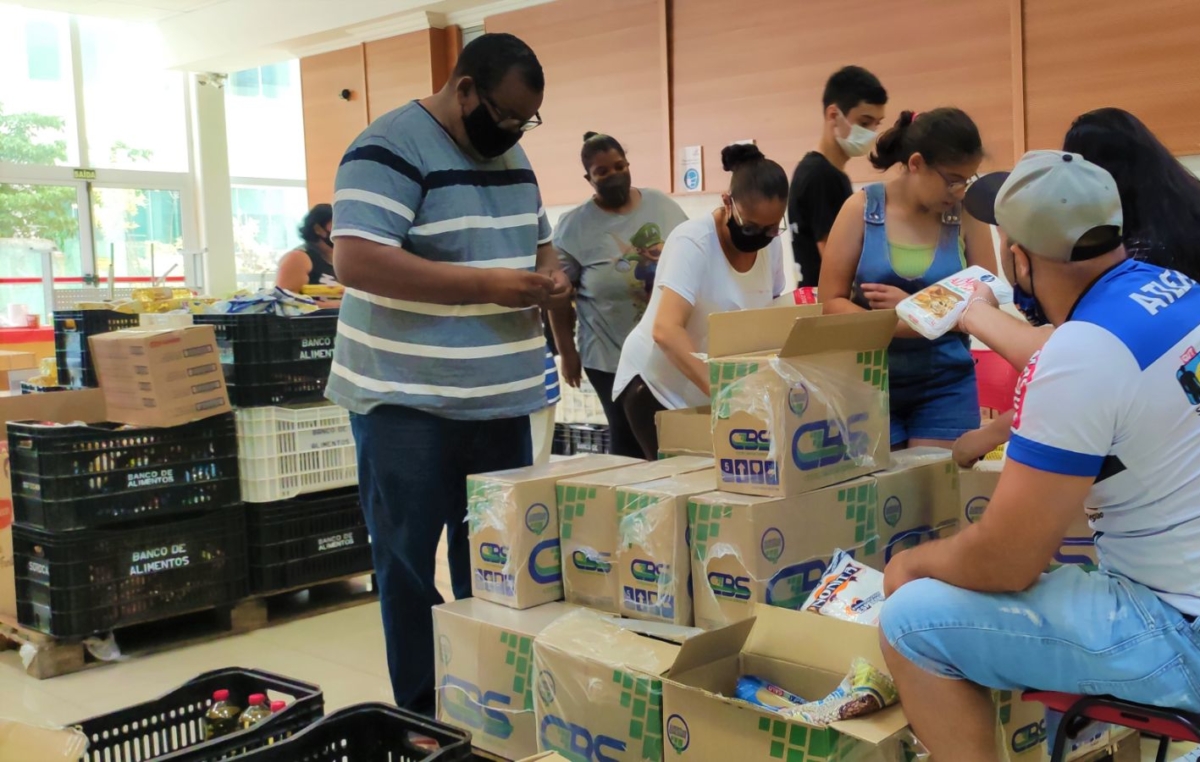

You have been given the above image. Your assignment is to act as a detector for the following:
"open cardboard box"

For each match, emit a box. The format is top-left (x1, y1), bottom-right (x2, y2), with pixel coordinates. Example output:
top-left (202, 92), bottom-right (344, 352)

top-left (0, 719), bottom-right (87, 761)
top-left (533, 609), bottom-right (696, 762)
top-left (662, 604), bottom-right (907, 761)
top-left (708, 307), bottom-right (895, 498)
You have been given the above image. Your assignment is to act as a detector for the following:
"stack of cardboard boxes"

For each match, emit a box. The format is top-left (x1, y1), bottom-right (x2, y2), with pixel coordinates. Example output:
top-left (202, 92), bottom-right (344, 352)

top-left (434, 306), bottom-right (1132, 762)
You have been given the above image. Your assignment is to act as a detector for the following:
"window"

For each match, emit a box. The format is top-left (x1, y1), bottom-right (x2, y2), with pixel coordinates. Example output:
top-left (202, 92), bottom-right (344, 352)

top-left (92, 187), bottom-right (184, 280)
top-left (226, 60), bottom-right (305, 180)
top-left (0, 6), bottom-right (77, 165)
top-left (231, 184), bottom-right (309, 289)
top-left (25, 21), bottom-right (61, 81)
top-left (79, 18), bottom-right (188, 171)
top-left (0, 182), bottom-right (83, 319)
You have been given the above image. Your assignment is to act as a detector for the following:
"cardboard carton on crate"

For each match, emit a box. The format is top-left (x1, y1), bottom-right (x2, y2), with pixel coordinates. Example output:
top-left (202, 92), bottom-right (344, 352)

top-left (89, 325), bottom-right (231, 428)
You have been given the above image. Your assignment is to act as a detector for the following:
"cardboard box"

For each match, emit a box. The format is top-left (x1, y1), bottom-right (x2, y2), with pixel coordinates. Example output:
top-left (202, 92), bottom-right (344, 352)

top-left (533, 609), bottom-right (687, 762)
top-left (994, 691), bottom-right (1116, 762)
top-left (88, 326), bottom-right (230, 428)
top-left (434, 598), bottom-right (578, 761)
top-left (559, 456), bottom-right (713, 613)
top-left (708, 308), bottom-right (895, 497)
top-left (0, 719), bottom-right (87, 761)
top-left (689, 452), bottom-right (959, 630)
top-left (655, 407), bottom-right (713, 458)
top-left (617, 470), bottom-right (717, 626)
top-left (0, 350), bottom-right (37, 394)
top-left (467, 455), bottom-right (641, 610)
top-left (0, 389), bottom-right (106, 619)
top-left (518, 754), bottom-right (572, 762)
top-left (957, 468), bottom-right (1098, 570)
top-left (661, 605), bottom-right (909, 762)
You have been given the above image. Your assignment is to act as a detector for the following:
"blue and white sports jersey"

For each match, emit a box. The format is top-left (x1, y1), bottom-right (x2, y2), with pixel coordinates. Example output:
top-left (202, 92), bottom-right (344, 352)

top-left (1008, 259), bottom-right (1200, 615)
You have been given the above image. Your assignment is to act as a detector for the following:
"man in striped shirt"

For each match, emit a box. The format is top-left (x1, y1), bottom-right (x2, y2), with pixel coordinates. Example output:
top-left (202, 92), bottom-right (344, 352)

top-left (328, 33), bottom-right (569, 714)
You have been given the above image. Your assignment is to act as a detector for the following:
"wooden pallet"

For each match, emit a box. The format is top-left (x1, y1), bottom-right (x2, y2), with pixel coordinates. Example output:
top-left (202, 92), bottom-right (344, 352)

top-left (0, 572), bottom-right (377, 680)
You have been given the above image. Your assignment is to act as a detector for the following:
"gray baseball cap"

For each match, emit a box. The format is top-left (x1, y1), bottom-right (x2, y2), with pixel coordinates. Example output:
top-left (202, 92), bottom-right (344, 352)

top-left (963, 150), bottom-right (1123, 262)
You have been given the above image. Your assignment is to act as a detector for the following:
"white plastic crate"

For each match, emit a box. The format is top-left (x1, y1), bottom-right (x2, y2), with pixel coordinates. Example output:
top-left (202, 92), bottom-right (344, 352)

top-left (555, 356), bottom-right (607, 425)
top-left (235, 402), bottom-right (358, 502)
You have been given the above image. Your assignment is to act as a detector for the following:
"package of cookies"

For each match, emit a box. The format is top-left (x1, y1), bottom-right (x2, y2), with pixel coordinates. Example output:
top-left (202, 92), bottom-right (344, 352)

top-left (896, 266), bottom-right (1013, 340)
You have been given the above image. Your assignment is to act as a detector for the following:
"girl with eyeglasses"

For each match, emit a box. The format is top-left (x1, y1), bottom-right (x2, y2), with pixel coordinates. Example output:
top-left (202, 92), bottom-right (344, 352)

top-left (820, 107), bottom-right (995, 450)
top-left (614, 143), bottom-right (789, 459)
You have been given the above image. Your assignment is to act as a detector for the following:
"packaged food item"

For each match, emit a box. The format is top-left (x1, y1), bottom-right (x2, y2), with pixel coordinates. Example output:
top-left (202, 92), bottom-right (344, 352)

top-left (802, 550), bottom-right (885, 625)
top-left (735, 675), bottom-right (807, 711)
top-left (780, 658), bottom-right (898, 726)
top-left (204, 689), bottom-right (242, 739)
top-left (896, 266), bottom-right (1014, 340)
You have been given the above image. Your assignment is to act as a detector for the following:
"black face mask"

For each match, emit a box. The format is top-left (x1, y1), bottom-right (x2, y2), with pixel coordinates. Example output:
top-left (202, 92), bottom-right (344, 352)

top-left (726, 207), bottom-right (774, 253)
top-left (463, 102), bottom-right (523, 159)
top-left (1014, 256), bottom-right (1049, 327)
top-left (594, 172), bottom-right (632, 208)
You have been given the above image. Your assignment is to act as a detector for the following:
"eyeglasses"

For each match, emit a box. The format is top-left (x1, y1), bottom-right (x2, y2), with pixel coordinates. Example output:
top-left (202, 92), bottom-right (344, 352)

top-left (935, 169), bottom-right (979, 192)
top-left (481, 93), bottom-right (543, 133)
top-left (732, 203), bottom-right (784, 239)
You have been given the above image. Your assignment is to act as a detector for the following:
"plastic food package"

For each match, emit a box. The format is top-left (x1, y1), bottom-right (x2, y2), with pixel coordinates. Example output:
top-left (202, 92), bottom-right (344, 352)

top-left (780, 658), bottom-right (899, 726)
top-left (735, 675), bottom-right (807, 712)
top-left (802, 550), bottom-right (885, 625)
top-left (896, 266), bottom-right (1014, 340)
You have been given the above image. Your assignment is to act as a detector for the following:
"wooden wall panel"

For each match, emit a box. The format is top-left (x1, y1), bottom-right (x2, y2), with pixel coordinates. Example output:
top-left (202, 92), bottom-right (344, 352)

top-left (364, 30), bottom-right (436, 122)
top-left (1024, 0), bottom-right (1200, 155)
top-left (301, 46), bottom-right (368, 207)
top-left (486, 0), bottom-right (670, 206)
top-left (672, 0), bottom-right (1017, 190)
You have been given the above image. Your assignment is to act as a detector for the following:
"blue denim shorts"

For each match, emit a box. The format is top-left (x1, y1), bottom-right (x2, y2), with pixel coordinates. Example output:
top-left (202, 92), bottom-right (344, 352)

top-left (881, 567), bottom-right (1200, 713)
top-left (889, 340), bottom-right (979, 445)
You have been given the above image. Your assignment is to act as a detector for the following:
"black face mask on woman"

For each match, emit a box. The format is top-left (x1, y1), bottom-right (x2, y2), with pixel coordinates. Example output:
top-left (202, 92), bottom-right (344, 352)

top-left (594, 172), bottom-right (632, 208)
top-left (463, 102), bottom-right (523, 159)
top-left (726, 203), bottom-right (775, 253)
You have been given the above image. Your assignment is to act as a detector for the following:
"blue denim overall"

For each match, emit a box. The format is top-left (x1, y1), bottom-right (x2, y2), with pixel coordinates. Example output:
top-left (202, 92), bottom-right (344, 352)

top-left (853, 183), bottom-right (979, 445)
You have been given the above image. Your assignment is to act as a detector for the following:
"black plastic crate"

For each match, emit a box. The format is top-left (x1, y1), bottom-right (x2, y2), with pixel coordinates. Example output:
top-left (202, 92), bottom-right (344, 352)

top-left (54, 309), bottom-right (141, 388)
top-left (74, 667), bottom-right (324, 762)
top-left (552, 423), bottom-right (574, 456)
top-left (567, 423), bottom-right (611, 454)
top-left (239, 703), bottom-right (471, 762)
top-left (14, 508), bottom-right (249, 638)
top-left (8, 414), bottom-right (240, 531)
top-left (247, 488), bottom-right (373, 594)
top-left (193, 313), bottom-right (337, 407)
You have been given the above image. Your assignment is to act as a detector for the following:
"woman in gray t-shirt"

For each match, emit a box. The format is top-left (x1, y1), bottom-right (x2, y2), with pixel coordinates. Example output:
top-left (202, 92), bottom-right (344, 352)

top-left (549, 132), bottom-right (689, 458)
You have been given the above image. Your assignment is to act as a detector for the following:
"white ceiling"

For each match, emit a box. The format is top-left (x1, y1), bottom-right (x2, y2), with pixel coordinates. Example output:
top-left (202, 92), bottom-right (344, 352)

top-left (11, 0), bottom-right (552, 71)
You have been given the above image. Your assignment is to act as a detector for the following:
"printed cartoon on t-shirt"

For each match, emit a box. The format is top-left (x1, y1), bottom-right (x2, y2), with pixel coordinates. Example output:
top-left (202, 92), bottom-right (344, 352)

top-left (1177, 345), bottom-right (1200, 406)
top-left (609, 222), bottom-right (665, 301)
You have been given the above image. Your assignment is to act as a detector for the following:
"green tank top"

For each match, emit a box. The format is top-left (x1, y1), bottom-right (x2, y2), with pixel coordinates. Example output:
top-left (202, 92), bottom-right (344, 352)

top-left (888, 239), bottom-right (967, 279)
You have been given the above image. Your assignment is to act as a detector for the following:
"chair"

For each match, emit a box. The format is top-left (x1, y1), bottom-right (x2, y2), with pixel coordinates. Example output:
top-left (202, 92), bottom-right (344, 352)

top-left (1024, 690), bottom-right (1200, 762)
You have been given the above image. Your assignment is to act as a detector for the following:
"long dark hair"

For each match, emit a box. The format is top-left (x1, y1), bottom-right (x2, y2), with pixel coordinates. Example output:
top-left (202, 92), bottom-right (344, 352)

top-left (1064, 108), bottom-right (1200, 279)
top-left (870, 108), bottom-right (982, 171)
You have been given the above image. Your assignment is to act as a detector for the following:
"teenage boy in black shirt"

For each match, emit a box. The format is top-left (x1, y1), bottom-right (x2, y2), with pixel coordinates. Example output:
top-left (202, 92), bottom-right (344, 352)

top-left (788, 66), bottom-right (888, 289)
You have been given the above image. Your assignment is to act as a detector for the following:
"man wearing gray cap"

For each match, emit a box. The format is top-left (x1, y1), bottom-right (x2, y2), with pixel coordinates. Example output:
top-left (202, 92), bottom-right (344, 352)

top-left (880, 150), bottom-right (1200, 761)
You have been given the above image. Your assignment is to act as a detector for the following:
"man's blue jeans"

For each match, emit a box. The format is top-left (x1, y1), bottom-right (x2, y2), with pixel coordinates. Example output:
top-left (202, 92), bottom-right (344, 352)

top-left (351, 405), bottom-right (532, 712)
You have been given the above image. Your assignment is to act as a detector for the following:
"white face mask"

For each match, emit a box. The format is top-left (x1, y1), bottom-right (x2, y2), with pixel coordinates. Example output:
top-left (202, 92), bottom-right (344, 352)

top-left (835, 110), bottom-right (877, 158)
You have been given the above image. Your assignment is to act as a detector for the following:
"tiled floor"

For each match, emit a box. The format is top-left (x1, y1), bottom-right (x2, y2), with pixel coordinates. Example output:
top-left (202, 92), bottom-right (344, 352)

top-left (0, 536), bottom-right (1193, 762)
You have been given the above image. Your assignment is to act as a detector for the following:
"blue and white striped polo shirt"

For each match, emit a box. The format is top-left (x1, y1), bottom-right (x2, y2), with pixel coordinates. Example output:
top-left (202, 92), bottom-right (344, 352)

top-left (326, 101), bottom-right (553, 420)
